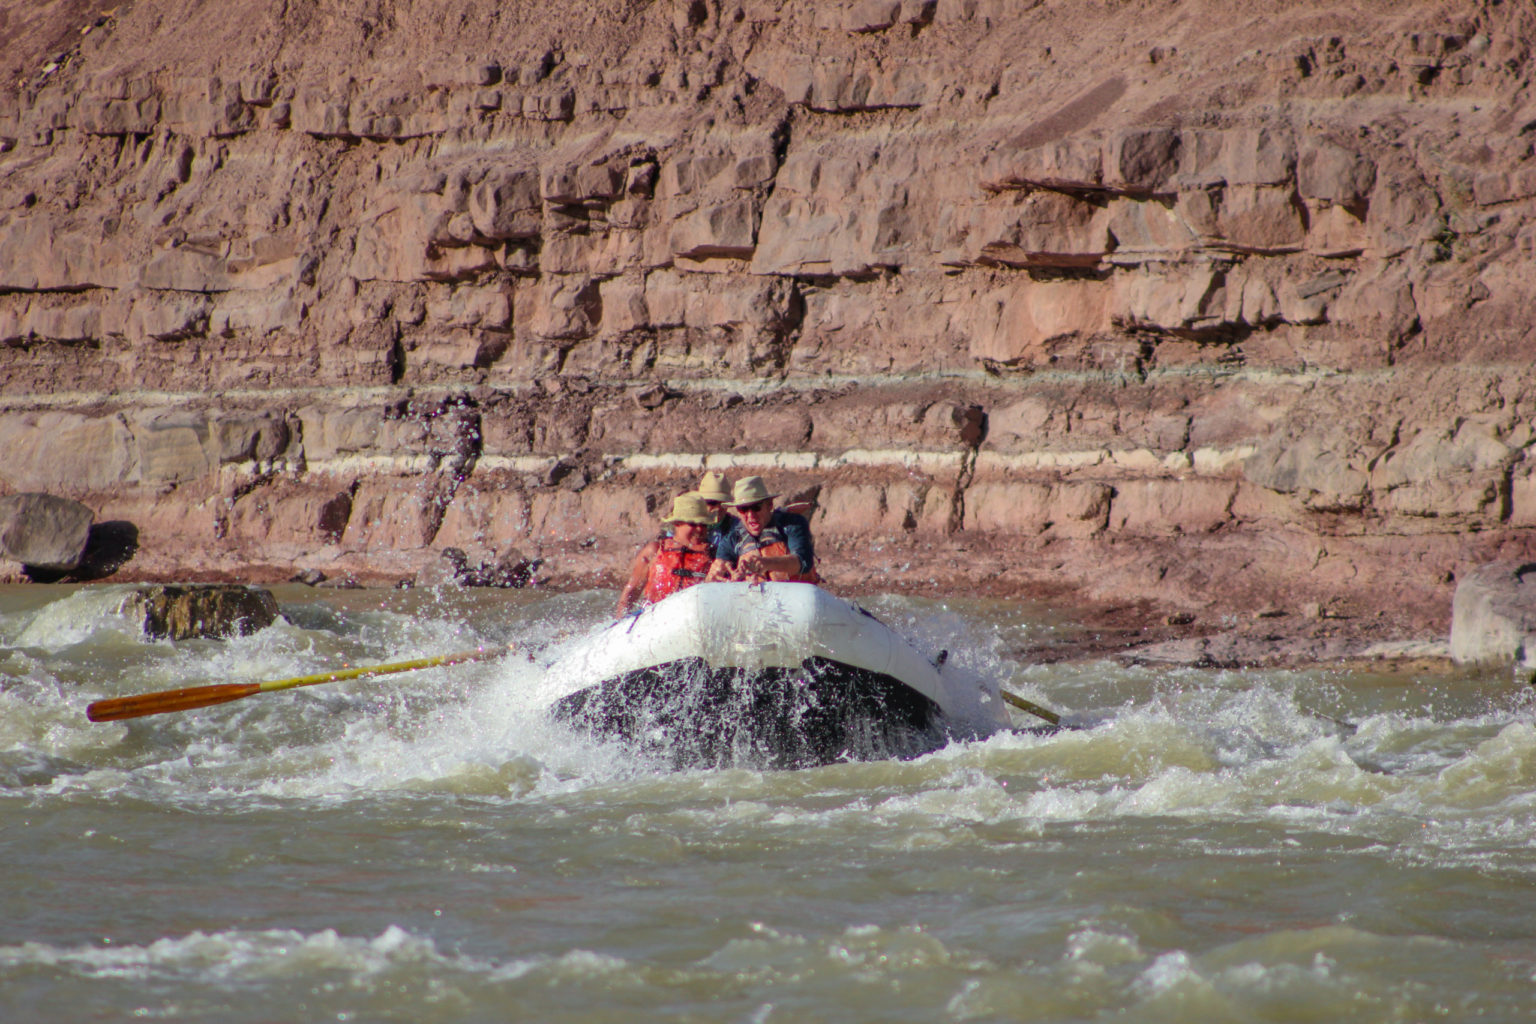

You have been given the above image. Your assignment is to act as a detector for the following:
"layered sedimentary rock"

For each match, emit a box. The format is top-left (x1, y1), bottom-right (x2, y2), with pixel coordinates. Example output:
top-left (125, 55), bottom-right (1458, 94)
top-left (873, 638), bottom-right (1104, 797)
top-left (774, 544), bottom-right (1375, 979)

top-left (2, 0), bottom-right (1535, 633)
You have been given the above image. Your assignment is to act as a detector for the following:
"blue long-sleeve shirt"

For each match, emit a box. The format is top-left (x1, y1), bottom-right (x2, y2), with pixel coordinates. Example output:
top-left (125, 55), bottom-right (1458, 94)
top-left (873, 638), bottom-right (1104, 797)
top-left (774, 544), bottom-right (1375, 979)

top-left (714, 509), bottom-right (815, 572)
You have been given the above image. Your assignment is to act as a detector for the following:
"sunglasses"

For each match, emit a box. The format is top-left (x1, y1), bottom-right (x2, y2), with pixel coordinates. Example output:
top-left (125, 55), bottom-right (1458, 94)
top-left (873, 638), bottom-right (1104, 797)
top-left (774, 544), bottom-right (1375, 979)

top-left (739, 500), bottom-right (772, 514)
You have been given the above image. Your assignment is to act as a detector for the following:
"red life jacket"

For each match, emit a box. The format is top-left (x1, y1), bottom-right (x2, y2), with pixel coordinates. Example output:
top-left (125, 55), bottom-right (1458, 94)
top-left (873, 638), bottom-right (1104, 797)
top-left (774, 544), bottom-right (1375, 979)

top-left (643, 541), bottom-right (714, 604)
top-left (737, 524), bottom-right (820, 585)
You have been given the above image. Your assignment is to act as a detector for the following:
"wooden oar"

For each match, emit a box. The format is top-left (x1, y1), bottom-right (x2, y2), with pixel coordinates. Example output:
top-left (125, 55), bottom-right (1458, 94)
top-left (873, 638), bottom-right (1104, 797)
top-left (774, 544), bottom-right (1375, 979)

top-left (1300, 705), bottom-right (1360, 735)
top-left (86, 645), bottom-right (514, 722)
top-left (999, 688), bottom-right (1065, 728)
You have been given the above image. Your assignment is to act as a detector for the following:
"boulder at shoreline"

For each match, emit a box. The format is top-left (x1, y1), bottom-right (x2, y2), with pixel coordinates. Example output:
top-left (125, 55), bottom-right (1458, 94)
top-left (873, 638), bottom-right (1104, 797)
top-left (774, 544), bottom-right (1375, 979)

top-left (0, 493), bottom-right (94, 572)
top-left (1450, 562), bottom-right (1536, 668)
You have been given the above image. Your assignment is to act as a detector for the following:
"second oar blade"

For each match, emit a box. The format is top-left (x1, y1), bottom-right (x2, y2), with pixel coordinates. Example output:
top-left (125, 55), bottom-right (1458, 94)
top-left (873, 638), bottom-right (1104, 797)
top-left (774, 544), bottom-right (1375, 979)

top-left (999, 688), bottom-right (1063, 727)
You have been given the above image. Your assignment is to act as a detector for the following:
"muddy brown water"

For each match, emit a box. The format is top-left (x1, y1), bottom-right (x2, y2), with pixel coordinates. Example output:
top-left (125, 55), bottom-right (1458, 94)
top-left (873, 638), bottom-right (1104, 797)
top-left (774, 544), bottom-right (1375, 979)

top-left (3, 583), bottom-right (1535, 1021)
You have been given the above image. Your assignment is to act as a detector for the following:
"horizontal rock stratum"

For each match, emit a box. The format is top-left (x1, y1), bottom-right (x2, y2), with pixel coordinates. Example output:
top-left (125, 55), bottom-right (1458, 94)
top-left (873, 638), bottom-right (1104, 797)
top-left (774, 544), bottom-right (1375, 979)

top-left (2, 0), bottom-right (1535, 636)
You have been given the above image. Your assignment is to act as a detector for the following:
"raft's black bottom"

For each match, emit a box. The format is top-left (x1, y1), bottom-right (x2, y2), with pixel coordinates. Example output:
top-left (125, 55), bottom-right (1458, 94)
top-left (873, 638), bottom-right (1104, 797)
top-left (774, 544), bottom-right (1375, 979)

top-left (552, 656), bottom-right (947, 769)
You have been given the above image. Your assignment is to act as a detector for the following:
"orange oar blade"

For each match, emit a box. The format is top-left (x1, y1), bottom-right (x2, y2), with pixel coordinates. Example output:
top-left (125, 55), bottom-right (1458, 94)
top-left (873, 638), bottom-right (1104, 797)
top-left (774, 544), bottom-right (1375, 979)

top-left (87, 682), bottom-right (264, 722)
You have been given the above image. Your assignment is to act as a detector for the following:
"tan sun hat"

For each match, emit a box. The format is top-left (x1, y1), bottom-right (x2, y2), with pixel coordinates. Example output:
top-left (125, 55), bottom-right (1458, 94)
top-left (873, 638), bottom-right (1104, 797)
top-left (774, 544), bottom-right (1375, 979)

top-left (697, 471), bottom-right (731, 503)
top-left (662, 493), bottom-right (716, 526)
top-left (726, 475), bottom-right (777, 507)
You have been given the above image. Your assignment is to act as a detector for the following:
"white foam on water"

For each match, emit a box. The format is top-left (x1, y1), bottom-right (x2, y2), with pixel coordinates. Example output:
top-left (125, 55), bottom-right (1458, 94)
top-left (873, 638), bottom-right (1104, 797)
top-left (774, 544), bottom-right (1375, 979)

top-left (698, 922), bottom-right (813, 978)
top-left (0, 922), bottom-right (657, 1013)
top-left (1113, 924), bottom-right (1468, 1022)
top-left (8, 586), bottom-right (149, 650)
top-left (698, 921), bottom-right (970, 987)
top-left (1065, 927), bottom-right (1146, 970)
top-left (326, 670), bottom-right (1531, 873)
top-left (3, 588), bottom-right (654, 804)
top-left (15, 586), bottom-right (1536, 1024)
top-left (1132, 949), bottom-right (1202, 997)
top-left (939, 913), bottom-right (1487, 1024)
top-left (10, 584), bottom-right (1536, 878)
top-left (487, 948), bottom-right (632, 983)
top-left (0, 925), bottom-right (481, 982)
top-left (1415, 720), bottom-right (1536, 808)
top-left (544, 681), bottom-right (1536, 874)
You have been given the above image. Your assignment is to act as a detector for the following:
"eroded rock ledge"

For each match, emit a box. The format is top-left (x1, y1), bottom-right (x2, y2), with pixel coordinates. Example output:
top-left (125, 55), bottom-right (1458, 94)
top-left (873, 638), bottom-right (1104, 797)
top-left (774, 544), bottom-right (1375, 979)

top-left (3, 0), bottom-right (1535, 642)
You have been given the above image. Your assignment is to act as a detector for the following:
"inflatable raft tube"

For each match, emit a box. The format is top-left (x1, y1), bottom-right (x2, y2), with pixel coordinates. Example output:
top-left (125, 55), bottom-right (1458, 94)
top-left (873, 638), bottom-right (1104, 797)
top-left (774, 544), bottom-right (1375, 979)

top-left (529, 582), bottom-right (1011, 768)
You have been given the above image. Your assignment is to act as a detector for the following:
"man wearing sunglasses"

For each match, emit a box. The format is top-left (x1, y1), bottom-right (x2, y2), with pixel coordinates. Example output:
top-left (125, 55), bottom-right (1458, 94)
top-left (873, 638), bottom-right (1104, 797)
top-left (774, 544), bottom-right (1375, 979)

top-left (710, 476), bottom-right (820, 585)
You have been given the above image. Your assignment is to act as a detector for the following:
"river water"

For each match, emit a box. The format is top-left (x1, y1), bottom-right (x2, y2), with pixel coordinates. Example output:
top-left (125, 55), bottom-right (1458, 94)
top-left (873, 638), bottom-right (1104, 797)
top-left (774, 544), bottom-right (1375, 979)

top-left (3, 582), bottom-right (1536, 1022)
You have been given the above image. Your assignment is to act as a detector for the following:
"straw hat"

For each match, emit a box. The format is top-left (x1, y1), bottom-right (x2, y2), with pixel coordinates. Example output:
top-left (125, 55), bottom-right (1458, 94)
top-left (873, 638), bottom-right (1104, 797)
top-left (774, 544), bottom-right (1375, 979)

top-left (726, 476), bottom-right (777, 507)
top-left (697, 471), bottom-right (731, 503)
top-left (661, 493), bottom-right (716, 525)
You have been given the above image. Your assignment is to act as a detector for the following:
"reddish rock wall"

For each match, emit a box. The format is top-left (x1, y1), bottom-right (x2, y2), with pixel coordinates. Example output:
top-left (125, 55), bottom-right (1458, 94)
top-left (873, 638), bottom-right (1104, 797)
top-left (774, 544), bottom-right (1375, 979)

top-left (3, 0), bottom-right (1535, 635)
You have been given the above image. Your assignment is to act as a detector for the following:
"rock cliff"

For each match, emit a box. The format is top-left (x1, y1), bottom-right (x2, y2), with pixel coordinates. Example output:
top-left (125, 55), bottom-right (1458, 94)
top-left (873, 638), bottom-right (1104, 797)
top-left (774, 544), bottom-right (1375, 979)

top-left (3, 0), bottom-right (1534, 637)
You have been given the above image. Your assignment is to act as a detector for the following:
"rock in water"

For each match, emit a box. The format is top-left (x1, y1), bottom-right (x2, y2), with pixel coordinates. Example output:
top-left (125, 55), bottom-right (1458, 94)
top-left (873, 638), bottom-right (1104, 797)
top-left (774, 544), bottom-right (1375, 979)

top-left (1450, 562), bottom-right (1536, 667)
top-left (120, 584), bottom-right (280, 640)
top-left (0, 494), bottom-right (94, 572)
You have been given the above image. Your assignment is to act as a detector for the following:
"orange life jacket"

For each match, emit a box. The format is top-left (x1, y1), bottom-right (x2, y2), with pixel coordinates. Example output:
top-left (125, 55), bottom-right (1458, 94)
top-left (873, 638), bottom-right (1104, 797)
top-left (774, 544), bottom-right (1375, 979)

top-left (737, 525), bottom-right (820, 585)
top-left (643, 541), bottom-right (714, 604)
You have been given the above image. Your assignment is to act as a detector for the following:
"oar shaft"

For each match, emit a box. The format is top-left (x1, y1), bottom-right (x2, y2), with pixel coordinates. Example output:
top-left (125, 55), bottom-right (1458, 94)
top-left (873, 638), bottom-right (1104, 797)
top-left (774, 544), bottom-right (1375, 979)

top-left (999, 688), bottom-right (1062, 726)
top-left (253, 650), bottom-right (501, 695)
top-left (86, 646), bottom-right (510, 723)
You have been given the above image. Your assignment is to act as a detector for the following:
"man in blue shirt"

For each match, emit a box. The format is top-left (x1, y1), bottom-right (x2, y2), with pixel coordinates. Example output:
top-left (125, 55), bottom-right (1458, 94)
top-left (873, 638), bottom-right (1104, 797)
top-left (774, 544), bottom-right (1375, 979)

top-left (711, 476), bottom-right (819, 584)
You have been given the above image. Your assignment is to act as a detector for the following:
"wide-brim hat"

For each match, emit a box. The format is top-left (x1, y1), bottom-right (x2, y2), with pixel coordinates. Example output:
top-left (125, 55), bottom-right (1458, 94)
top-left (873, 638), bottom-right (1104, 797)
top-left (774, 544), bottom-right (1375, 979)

top-left (662, 493), bottom-right (716, 525)
top-left (726, 475), bottom-right (777, 507)
top-left (697, 471), bottom-right (731, 503)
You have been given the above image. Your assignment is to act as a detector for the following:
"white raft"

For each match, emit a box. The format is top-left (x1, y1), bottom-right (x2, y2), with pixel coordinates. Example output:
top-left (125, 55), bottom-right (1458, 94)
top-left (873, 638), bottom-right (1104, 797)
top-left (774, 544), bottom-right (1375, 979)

top-left (529, 582), bottom-right (1012, 768)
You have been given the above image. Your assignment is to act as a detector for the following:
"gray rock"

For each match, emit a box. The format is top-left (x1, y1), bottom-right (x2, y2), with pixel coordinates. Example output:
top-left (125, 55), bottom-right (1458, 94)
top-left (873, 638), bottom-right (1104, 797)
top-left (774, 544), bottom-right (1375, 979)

top-left (118, 584), bottom-right (280, 641)
top-left (1449, 562), bottom-right (1536, 666)
top-left (0, 493), bottom-right (94, 571)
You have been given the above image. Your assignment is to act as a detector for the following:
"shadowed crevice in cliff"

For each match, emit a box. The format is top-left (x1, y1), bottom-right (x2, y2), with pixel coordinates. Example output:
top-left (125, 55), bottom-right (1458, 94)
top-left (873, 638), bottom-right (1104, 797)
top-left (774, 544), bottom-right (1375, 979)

top-left (945, 405), bottom-right (987, 535)
top-left (317, 487), bottom-right (357, 544)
